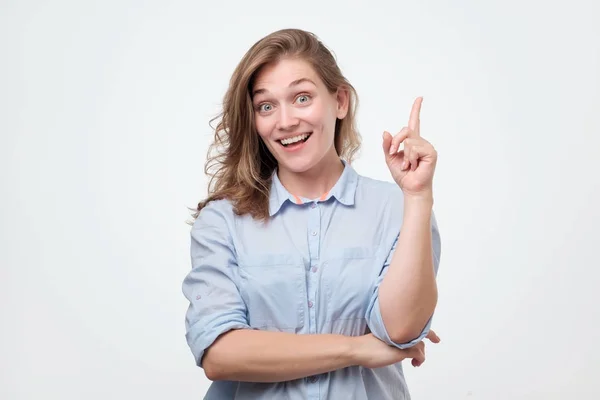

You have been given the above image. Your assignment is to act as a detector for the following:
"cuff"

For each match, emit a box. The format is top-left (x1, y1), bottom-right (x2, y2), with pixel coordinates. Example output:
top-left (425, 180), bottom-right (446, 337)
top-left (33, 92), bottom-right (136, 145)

top-left (368, 297), bottom-right (433, 349)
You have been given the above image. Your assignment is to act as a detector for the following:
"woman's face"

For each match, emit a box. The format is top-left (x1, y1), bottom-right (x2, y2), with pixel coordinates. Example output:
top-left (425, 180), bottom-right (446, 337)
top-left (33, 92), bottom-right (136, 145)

top-left (251, 58), bottom-right (348, 175)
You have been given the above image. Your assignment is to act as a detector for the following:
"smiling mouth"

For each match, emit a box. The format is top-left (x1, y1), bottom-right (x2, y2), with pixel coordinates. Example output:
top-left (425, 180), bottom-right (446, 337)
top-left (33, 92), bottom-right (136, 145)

top-left (278, 132), bottom-right (312, 147)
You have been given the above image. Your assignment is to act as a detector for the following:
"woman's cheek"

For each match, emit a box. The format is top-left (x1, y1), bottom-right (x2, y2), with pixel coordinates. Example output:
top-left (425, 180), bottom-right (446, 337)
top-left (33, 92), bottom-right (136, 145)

top-left (254, 117), bottom-right (270, 140)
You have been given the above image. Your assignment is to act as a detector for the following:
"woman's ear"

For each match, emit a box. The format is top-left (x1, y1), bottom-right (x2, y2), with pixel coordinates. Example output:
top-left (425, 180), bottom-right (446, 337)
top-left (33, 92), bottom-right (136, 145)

top-left (336, 87), bottom-right (350, 119)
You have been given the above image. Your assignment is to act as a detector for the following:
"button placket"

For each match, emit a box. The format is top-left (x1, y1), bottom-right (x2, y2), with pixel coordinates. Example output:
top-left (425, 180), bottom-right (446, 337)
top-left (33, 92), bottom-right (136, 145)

top-left (306, 201), bottom-right (322, 398)
top-left (306, 201), bottom-right (320, 335)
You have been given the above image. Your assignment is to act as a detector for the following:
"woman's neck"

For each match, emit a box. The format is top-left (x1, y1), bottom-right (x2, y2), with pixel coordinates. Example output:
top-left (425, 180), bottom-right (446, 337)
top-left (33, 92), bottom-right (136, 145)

top-left (277, 152), bottom-right (344, 200)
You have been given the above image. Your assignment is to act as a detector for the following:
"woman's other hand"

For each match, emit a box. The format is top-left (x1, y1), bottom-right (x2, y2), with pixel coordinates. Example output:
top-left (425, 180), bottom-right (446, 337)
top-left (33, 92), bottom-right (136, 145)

top-left (352, 329), bottom-right (440, 369)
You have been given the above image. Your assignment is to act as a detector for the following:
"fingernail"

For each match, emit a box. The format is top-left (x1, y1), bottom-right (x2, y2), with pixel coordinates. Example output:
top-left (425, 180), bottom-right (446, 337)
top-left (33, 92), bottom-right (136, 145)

top-left (389, 146), bottom-right (395, 155)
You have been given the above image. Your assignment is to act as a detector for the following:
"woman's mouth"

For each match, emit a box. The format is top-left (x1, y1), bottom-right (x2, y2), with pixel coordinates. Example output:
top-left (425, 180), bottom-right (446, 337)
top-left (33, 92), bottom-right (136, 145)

top-left (278, 132), bottom-right (312, 147)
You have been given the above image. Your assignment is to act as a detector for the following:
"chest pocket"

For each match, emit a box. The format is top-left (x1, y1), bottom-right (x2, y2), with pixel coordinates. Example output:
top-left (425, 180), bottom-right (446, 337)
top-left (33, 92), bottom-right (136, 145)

top-left (237, 253), bottom-right (306, 332)
top-left (323, 247), bottom-right (383, 323)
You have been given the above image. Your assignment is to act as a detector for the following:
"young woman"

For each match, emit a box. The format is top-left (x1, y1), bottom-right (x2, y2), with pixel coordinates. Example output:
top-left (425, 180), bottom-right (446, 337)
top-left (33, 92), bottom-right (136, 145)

top-left (182, 28), bottom-right (442, 399)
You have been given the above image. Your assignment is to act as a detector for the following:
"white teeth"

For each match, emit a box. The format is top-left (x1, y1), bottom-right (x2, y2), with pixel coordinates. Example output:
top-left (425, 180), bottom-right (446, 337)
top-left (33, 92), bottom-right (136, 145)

top-left (280, 133), bottom-right (310, 145)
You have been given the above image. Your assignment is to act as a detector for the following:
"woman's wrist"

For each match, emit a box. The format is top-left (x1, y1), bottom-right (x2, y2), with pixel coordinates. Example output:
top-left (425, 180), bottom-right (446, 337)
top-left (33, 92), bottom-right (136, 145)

top-left (403, 189), bottom-right (434, 205)
top-left (403, 194), bottom-right (433, 220)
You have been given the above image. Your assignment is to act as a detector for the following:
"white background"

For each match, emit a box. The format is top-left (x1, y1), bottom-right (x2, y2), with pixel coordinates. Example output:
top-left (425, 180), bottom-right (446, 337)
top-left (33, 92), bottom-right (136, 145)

top-left (2, 0), bottom-right (599, 399)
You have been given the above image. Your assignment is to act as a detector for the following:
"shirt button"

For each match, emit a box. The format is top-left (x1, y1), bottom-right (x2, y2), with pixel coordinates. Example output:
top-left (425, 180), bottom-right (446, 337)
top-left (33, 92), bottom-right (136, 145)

top-left (311, 266), bottom-right (318, 273)
top-left (311, 231), bottom-right (317, 236)
top-left (311, 203), bottom-right (316, 209)
top-left (308, 300), bottom-right (314, 308)
top-left (309, 376), bottom-right (318, 383)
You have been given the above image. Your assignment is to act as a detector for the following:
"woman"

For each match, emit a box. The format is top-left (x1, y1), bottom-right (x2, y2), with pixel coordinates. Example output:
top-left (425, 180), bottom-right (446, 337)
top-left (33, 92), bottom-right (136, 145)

top-left (182, 28), bottom-right (442, 399)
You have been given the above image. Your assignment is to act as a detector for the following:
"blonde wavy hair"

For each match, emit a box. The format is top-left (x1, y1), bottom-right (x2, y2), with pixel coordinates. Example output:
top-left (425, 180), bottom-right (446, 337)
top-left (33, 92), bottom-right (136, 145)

top-left (192, 28), bottom-right (361, 222)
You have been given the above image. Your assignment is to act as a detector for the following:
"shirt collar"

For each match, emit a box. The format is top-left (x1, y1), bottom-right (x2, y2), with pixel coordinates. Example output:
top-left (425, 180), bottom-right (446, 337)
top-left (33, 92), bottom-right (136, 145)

top-left (268, 159), bottom-right (359, 216)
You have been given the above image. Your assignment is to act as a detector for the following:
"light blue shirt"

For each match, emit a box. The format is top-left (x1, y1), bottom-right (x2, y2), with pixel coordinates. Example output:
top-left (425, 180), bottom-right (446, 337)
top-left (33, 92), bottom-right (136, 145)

top-left (182, 160), bottom-right (441, 399)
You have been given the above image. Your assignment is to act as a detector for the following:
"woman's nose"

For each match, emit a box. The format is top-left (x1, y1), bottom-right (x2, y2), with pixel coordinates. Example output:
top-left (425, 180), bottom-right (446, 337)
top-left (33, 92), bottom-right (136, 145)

top-left (276, 105), bottom-right (300, 131)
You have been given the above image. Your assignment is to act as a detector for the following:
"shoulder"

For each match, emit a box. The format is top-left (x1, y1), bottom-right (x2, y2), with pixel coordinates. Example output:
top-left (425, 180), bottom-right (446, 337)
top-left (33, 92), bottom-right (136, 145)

top-left (192, 198), bottom-right (236, 232)
top-left (355, 173), bottom-right (405, 207)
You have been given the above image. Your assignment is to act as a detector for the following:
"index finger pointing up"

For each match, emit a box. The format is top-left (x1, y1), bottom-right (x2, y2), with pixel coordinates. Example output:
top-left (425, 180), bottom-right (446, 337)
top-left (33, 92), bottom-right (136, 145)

top-left (408, 96), bottom-right (423, 136)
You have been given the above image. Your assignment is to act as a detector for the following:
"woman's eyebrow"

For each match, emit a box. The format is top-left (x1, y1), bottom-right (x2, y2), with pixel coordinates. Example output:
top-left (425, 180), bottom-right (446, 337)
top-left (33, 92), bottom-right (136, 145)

top-left (252, 78), bottom-right (317, 96)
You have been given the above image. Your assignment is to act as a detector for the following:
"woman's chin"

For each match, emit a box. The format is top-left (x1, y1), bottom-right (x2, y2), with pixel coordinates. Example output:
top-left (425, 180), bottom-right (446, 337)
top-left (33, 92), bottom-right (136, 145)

top-left (278, 156), bottom-right (319, 175)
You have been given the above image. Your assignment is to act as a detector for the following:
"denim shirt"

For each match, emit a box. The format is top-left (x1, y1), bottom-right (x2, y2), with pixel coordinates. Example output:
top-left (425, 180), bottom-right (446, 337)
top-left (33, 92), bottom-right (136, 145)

top-left (182, 160), bottom-right (442, 399)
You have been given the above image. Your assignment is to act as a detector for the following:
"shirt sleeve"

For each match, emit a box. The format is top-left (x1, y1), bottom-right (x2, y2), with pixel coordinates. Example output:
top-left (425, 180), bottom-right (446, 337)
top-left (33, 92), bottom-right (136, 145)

top-left (365, 209), bottom-right (442, 349)
top-left (181, 201), bottom-right (250, 368)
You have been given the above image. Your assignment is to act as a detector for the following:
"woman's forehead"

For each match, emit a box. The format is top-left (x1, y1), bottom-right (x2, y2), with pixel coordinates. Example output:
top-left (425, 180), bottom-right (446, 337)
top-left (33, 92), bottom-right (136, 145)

top-left (253, 59), bottom-right (320, 93)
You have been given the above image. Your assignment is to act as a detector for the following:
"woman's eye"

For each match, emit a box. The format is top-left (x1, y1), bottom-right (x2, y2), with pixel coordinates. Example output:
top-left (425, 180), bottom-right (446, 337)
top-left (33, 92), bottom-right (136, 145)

top-left (296, 95), bottom-right (310, 104)
top-left (259, 104), bottom-right (272, 112)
